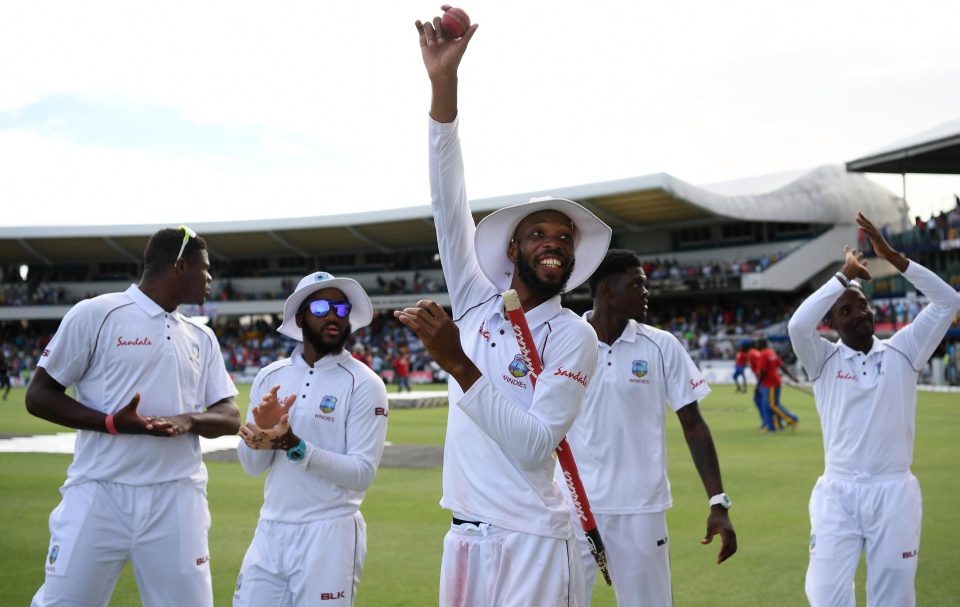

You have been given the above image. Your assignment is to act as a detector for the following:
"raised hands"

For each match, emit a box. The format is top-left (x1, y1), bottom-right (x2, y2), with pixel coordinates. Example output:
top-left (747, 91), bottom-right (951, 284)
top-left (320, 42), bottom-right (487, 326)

top-left (416, 5), bottom-right (478, 82)
top-left (239, 413), bottom-right (300, 451)
top-left (857, 212), bottom-right (909, 273)
top-left (252, 385), bottom-right (297, 430)
top-left (840, 245), bottom-right (872, 282)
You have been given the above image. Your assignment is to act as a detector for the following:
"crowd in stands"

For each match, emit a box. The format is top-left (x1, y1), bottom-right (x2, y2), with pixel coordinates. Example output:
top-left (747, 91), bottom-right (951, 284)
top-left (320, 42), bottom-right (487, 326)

top-left (641, 252), bottom-right (788, 282)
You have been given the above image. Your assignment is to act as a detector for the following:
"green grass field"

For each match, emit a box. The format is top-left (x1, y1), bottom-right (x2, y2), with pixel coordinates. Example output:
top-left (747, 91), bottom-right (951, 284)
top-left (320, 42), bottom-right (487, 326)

top-left (2, 384), bottom-right (958, 605)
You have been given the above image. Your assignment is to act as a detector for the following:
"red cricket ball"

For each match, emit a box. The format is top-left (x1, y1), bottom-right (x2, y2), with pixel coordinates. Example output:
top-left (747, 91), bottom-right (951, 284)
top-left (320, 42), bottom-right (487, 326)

top-left (440, 7), bottom-right (470, 39)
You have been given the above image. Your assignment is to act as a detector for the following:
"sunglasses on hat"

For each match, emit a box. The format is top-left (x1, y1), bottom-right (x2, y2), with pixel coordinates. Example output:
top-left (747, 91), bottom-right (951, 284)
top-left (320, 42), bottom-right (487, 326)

top-left (305, 299), bottom-right (352, 318)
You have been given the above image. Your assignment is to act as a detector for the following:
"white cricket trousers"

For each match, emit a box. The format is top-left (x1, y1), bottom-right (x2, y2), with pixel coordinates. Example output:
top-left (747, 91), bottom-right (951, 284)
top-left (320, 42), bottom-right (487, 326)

top-left (31, 480), bottom-right (212, 607)
top-left (805, 471), bottom-right (922, 607)
top-left (575, 511), bottom-right (672, 607)
top-left (233, 511), bottom-right (366, 607)
top-left (439, 522), bottom-right (585, 607)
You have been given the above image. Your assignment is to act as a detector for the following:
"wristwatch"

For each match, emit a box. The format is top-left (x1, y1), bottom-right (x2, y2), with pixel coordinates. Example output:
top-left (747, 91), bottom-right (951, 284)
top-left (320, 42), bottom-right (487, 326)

top-left (286, 439), bottom-right (307, 462)
top-left (709, 493), bottom-right (733, 510)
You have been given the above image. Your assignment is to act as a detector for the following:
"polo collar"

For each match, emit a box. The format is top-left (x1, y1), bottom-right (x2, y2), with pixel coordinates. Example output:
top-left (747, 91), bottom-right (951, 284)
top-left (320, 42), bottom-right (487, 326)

top-left (495, 294), bottom-right (562, 329)
top-left (582, 311), bottom-right (639, 345)
top-left (839, 336), bottom-right (886, 360)
top-left (290, 345), bottom-right (350, 370)
top-left (125, 284), bottom-right (166, 319)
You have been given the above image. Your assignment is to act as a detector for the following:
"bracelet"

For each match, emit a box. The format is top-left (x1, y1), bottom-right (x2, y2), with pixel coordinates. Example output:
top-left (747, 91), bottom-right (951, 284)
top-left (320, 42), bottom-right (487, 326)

top-left (105, 414), bottom-right (119, 435)
top-left (834, 272), bottom-right (850, 288)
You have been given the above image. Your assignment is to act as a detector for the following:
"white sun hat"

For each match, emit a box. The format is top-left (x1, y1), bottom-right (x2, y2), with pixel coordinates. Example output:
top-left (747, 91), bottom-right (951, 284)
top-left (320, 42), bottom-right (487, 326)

top-left (277, 271), bottom-right (374, 341)
top-left (474, 196), bottom-right (612, 292)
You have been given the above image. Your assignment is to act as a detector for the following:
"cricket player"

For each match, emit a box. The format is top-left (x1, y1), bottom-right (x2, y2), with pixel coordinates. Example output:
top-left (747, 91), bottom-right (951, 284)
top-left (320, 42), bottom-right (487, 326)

top-left (756, 338), bottom-right (799, 430)
top-left (732, 341), bottom-right (749, 392)
top-left (394, 11), bottom-right (612, 606)
top-left (563, 249), bottom-right (737, 606)
top-left (235, 271), bottom-right (388, 606)
top-left (747, 340), bottom-right (774, 431)
top-left (25, 226), bottom-right (240, 607)
top-left (788, 212), bottom-right (960, 606)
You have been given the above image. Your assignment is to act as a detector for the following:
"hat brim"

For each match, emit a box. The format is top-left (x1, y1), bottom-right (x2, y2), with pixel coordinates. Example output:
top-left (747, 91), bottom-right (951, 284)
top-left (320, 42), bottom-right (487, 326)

top-left (277, 277), bottom-right (373, 341)
top-left (474, 197), bottom-right (612, 292)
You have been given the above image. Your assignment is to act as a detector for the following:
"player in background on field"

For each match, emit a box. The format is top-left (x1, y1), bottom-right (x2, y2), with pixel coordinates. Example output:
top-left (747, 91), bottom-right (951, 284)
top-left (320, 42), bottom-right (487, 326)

top-left (26, 226), bottom-right (240, 607)
top-left (788, 212), bottom-right (960, 606)
top-left (562, 250), bottom-right (737, 606)
top-left (732, 341), bottom-right (749, 392)
top-left (396, 9), bottom-right (612, 605)
top-left (756, 338), bottom-right (799, 430)
top-left (747, 340), bottom-right (774, 431)
top-left (235, 272), bottom-right (388, 606)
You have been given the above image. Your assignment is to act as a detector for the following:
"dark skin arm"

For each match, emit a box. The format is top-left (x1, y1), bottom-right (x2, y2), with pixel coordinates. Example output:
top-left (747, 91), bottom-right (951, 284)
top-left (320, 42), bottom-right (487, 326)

top-left (25, 367), bottom-right (240, 438)
top-left (676, 402), bottom-right (737, 564)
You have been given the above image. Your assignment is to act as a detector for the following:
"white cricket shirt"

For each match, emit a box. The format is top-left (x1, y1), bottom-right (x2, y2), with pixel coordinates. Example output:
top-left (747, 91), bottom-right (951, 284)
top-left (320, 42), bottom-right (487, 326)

top-left (39, 285), bottom-right (238, 487)
top-left (561, 315), bottom-right (711, 513)
top-left (430, 116), bottom-right (599, 538)
top-left (238, 347), bottom-right (388, 522)
top-left (787, 261), bottom-right (960, 477)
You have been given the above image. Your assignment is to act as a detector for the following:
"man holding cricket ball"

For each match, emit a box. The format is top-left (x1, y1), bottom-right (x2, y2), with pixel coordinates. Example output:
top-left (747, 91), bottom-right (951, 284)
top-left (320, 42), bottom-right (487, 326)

top-left (394, 6), bottom-right (612, 606)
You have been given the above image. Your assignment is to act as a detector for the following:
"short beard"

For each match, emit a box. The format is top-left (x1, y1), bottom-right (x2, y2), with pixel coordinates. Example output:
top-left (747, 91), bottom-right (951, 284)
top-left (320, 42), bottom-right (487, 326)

top-left (517, 249), bottom-right (574, 299)
top-left (302, 321), bottom-right (351, 357)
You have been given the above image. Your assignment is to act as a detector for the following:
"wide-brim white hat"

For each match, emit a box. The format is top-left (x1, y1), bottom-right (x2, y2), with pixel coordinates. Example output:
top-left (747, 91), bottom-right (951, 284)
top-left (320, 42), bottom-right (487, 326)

top-left (474, 196), bottom-right (612, 292)
top-left (278, 272), bottom-right (373, 341)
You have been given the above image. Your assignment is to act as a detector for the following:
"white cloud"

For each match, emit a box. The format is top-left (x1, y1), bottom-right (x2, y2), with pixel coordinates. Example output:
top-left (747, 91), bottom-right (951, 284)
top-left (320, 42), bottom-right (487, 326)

top-left (1, 0), bottom-right (958, 226)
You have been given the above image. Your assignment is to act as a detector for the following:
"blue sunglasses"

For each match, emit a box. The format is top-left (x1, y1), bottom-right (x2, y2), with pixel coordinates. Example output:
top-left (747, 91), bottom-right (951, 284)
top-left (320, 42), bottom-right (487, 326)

top-left (306, 299), bottom-right (352, 318)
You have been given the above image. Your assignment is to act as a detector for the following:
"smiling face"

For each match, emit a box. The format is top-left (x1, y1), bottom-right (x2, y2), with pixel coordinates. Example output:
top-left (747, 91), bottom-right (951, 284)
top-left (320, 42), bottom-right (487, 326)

top-left (827, 287), bottom-right (875, 345)
top-left (297, 287), bottom-right (352, 357)
top-left (507, 210), bottom-right (576, 298)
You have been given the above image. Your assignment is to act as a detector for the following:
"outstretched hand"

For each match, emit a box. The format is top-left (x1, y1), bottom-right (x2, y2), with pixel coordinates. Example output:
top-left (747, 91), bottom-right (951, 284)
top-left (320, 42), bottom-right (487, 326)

top-left (416, 5), bottom-right (478, 82)
top-left (857, 212), bottom-right (908, 272)
top-left (252, 385), bottom-right (297, 429)
top-left (701, 509), bottom-right (738, 564)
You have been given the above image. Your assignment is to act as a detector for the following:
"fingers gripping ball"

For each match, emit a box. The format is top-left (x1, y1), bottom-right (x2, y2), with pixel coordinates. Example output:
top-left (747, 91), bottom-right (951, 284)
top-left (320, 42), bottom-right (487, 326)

top-left (440, 7), bottom-right (470, 39)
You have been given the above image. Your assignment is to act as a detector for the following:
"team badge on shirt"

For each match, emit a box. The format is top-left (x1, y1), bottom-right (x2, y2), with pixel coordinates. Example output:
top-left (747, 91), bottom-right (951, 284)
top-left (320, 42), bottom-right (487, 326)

top-left (320, 395), bottom-right (338, 414)
top-left (509, 354), bottom-right (529, 378)
top-left (48, 544), bottom-right (59, 565)
top-left (632, 360), bottom-right (649, 378)
top-left (190, 342), bottom-right (200, 364)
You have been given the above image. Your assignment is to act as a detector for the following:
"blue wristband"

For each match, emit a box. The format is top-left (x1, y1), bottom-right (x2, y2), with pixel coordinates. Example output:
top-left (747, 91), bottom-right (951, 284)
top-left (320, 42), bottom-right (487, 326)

top-left (286, 439), bottom-right (307, 462)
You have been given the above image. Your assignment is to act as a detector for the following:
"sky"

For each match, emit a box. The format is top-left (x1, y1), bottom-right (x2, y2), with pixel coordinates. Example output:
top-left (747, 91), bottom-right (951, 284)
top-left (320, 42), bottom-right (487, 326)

top-left (1, 1), bottom-right (959, 228)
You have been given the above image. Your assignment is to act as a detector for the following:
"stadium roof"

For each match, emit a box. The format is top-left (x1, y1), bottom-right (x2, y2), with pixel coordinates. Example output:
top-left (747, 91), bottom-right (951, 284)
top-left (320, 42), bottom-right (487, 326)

top-left (0, 165), bottom-right (900, 265)
top-left (846, 118), bottom-right (960, 174)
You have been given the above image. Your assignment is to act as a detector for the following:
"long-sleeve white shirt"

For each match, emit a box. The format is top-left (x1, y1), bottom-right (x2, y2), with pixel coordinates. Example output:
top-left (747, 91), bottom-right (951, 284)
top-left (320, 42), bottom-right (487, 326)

top-left (238, 347), bottom-right (388, 522)
top-left (430, 116), bottom-right (599, 538)
top-left (787, 261), bottom-right (960, 477)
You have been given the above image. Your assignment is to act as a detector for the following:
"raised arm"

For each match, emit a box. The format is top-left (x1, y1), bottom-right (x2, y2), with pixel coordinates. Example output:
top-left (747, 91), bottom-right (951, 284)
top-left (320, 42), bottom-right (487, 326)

top-left (788, 246), bottom-right (870, 379)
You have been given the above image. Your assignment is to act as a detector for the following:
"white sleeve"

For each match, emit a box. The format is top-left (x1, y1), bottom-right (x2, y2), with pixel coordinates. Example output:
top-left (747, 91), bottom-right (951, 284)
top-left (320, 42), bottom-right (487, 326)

top-left (199, 326), bottom-right (238, 409)
top-left (237, 372), bottom-right (276, 477)
top-left (888, 261), bottom-right (960, 369)
top-left (291, 375), bottom-right (389, 492)
top-left (457, 321), bottom-right (598, 469)
top-left (38, 300), bottom-right (97, 390)
top-left (663, 334), bottom-right (711, 410)
top-left (788, 276), bottom-right (845, 381)
top-left (429, 116), bottom-right (496, 318)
